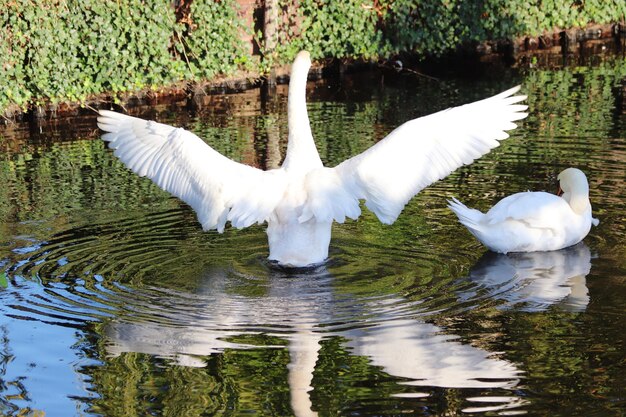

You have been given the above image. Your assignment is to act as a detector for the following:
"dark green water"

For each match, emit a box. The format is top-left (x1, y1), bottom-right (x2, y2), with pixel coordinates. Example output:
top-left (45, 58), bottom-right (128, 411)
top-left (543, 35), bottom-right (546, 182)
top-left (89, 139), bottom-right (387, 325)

top-left (1, 56), bottom-right (625, 416)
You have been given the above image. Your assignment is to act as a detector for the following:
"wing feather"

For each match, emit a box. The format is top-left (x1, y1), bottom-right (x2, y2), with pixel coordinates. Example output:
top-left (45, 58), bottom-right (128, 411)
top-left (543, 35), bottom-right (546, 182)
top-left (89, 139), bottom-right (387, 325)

top-left (97, 110), bottom-right (286, 232)
top-left (309, 86), bottom-right (528, 224)
top-left (485, 192), bottom-right (567, 230)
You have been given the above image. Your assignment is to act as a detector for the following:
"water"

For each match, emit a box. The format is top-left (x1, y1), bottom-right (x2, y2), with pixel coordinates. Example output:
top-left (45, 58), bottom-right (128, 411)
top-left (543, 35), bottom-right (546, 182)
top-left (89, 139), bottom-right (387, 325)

top-left (1, 55), bottom-right (625, 416)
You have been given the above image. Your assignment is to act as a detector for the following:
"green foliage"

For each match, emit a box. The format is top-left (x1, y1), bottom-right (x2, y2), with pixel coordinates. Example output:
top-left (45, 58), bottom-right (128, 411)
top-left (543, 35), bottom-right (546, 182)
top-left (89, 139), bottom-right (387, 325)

top-left (176, 0), bottom-right (252, 79)
top-left (0, 0), bottom-right (251, 115)
top-left (0, 0), bottom-right (184, 111)
top-left (473, 0), bottom-right (626, 39)
top-left (0, 0), bottom-right (625, 114)
top-left (282, 0), bottom-right (626, 59)
top-left (296, 0), bottom-right (385, 59)
top-left (0, 3), bottom-right (32, 112)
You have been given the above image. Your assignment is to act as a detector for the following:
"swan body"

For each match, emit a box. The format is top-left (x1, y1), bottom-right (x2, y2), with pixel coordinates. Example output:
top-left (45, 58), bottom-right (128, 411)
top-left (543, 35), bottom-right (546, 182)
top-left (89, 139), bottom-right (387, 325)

top-left (98, 50), bottom-right (528, 267)
top-left (448, 168), bottom-right (599, 253)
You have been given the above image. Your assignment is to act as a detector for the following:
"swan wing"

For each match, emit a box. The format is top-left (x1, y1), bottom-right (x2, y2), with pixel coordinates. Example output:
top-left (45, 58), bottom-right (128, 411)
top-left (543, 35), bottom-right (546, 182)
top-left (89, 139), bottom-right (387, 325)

top-left (97, 110), bottom-right (286, 232)
top-left (484, 192), bottom-right (569, 230)
top-left (311, 86), bottom-right (527, 224)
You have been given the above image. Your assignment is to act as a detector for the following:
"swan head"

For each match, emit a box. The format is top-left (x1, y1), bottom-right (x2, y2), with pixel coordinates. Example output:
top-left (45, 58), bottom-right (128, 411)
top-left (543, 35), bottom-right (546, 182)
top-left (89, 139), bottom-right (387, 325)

top-left (557, 167), bottom-right (590, 214)
top-left (290, 51), bottom-right (312, 82)
top-left (295, 50), bottom-right (311, 65)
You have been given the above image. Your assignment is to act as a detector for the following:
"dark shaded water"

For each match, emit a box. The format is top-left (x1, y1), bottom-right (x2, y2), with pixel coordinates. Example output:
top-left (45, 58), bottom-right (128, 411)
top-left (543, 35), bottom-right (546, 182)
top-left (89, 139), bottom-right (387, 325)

top-left (1, 56), bottom-right (626, 416)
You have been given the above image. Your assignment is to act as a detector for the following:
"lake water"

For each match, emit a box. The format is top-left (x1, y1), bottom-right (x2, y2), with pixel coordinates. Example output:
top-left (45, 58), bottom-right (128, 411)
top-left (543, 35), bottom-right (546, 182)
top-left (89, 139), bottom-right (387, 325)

top-left (1, 55), bottom-right (625, 416)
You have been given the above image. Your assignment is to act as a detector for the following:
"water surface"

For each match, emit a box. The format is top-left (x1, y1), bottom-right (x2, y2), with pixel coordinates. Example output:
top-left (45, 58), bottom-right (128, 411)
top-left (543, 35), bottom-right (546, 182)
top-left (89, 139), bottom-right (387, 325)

top-left (1, 56), bottom-right (625, 416)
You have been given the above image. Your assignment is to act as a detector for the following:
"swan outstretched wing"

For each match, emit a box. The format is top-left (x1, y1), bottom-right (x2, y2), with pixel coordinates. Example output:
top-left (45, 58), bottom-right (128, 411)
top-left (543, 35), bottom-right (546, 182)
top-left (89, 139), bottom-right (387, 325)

top-left (97, 110), bottom-right (286, 232)
top-left (301, 86), bottom-right (528, 224)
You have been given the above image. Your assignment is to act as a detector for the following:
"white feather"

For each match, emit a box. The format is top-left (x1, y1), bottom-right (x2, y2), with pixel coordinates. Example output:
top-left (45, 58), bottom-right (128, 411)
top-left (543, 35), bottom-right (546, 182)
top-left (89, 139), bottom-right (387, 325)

top-left (98, 111), bottom-right (287, 234)
top-left (329, 86), bottom-right (527, 224)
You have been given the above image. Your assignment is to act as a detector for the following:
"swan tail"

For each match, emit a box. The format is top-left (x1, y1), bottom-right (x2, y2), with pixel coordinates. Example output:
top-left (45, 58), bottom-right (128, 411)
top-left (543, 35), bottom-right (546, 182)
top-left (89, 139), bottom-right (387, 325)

top-left (447, 197), bottom-right (485, 232)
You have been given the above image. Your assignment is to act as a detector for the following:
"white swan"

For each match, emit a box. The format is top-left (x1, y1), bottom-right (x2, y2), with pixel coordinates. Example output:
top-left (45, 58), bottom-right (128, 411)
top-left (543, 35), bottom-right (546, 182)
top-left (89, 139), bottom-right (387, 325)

top-left (97, 50), bottom-right (528, 267)
top-left (448, 168), bottom-right (599, 253)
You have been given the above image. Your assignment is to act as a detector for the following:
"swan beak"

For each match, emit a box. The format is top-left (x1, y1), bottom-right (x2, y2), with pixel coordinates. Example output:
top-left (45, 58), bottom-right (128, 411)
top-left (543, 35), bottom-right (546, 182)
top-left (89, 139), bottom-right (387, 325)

top-left (557, 186), bottom-right (563, 196)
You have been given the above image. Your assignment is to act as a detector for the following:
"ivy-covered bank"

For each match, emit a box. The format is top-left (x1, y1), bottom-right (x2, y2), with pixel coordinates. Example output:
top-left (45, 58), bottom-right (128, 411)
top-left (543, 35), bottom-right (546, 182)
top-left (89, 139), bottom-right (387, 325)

top-left (1, 0), bottom-right (625, 116)
top-left (0, 0), bottom-right (250, 116)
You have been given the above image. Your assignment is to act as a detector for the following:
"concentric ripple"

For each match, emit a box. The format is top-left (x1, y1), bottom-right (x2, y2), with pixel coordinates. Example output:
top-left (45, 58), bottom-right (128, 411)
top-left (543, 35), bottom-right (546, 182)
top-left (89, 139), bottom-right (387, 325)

top-left (0, 208), bottom-right (533, 417)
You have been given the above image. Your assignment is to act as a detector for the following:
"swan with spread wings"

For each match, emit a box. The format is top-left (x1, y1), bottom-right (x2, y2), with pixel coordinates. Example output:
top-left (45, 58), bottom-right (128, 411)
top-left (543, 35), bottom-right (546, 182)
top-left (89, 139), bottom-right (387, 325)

top-left (98, 51), bottom-right (528, 267)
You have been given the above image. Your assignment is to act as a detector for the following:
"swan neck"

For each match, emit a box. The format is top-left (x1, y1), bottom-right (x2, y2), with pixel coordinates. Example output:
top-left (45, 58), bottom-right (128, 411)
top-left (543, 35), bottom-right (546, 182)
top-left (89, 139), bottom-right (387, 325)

top-left (287, 66), bottom-right (312, 140)
top-left (568, 195), bottom-right (591, 215)
top-left (558, 169), bottom-right (591, 216)
top-left (283, 54), bottom-right (321, 171)
top-left (562, 188), bottom-right (590, 215)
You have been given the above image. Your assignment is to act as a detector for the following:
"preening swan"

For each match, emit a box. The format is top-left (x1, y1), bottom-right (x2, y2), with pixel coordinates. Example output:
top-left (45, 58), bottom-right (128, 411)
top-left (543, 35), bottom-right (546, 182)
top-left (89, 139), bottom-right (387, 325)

top-left (448, 167), bottom-right (599, 253)
top-left (98, 50), bottom-right (528, 267)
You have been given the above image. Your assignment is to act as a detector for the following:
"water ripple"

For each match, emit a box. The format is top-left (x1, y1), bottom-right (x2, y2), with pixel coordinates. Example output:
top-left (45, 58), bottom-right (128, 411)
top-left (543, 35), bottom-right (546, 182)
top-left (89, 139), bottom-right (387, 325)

top-left (3, 64), bottom-right (625, 415)
top-left (0, 205), bottom-right (516, 347)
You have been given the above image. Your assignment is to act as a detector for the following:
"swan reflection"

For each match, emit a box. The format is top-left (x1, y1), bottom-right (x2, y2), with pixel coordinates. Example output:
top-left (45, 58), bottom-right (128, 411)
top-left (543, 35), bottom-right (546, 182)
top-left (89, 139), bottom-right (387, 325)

top-left (463, 243), bottom-right (592, 312)
top-left (104, 266), bottom-right (521, 416)
top-left (344, 317), bottom-right (518, 389)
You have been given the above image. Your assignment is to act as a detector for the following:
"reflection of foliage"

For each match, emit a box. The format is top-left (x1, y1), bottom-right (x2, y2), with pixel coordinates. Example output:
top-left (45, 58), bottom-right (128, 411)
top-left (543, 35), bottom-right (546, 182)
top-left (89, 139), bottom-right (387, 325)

top-left (87, 334), bottom-right (510, 416)
top-left (87, 352), bottom-right (232, 416)
top-left (443, 57), bottom-right (626, 217)
top-left (0, 140), bottom-right (173, 225)
top-left (523, 60), bottom-right (626, 140)
top-left (311, 336), bottom-right (403, 413)
top-left (87, 337), bottom-right (295, 416)
top-left (220, 347), bottom-right (292, 414)
top-left (1, 58), bottom-right (625, 415)
top-left (187, 115), bottom-right (260, 167)
top-left (499, 311), bottom-right (626, 415)
top-left (307, 100), bottom-right (382, 166)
